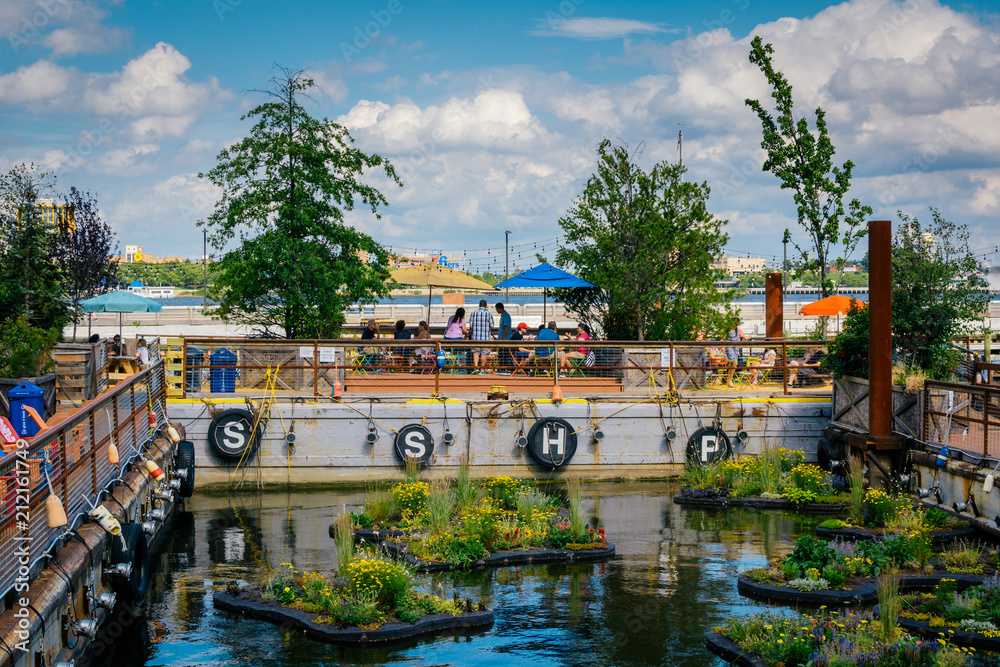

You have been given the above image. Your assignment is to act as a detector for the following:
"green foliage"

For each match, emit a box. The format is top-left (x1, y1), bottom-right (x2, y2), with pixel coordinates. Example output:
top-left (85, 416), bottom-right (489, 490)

top-left (117, 260), bottom-right (218, 290)
top-left (424, 480), bottom-right (454, 536)
top-left (819, 519), bottom-right (849, 529)
top-left (780, 487), bottom-right (818, 504)
top-left (822, 302), bottom-right (870, 379)
top-left (0, 315), bottom-right (58, 378)
top-left (783, 536), bottom-right (838, 579)
top-left (745, 37), bottom-right (871, 311)
top-left (332, 509), bottom-right (354, 575)
top-left (553, 139), bottom-right (735, 341)
top-left (199, 67), bottom-right (399, 338)
top-left (892, 209), bottom-right (989, 379)
top-left (350, 512), bottom-right (374, 529)
top-left (362, 485), bottom-right (395, 525)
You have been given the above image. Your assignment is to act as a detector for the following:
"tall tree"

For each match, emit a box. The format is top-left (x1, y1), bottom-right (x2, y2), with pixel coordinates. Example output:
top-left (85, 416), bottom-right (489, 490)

top-left (892, 209), bottom-right (989, 378)
top-left (57, 187), bottom-right (119, 339)
top-left (200, 67), bottom-right (400, 338)
top-left (0, 164), bottom-right (70, 331)
top-left (745, 37), bottom-right (872, 309)
top-left (555, 139), bottom-right (735, 341)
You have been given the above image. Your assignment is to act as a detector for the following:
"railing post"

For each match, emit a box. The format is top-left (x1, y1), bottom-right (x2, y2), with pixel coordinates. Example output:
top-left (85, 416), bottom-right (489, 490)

top-left (181, 337), bottom-right (188, 399)
top-left (434, 340), bottom-right (441, 396)
top-left (313, 340), bottom-right (319, 397)
top-left (984, 387), bottom-right (990, 458)
top-left (782, 341), bottom-right (788, 395)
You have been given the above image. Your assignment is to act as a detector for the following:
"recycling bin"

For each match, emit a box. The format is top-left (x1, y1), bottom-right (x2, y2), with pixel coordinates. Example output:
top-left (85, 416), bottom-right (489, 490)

top-left (209, 348), bottom-right (238, 393)
top-left (7, 381), bottom-right (45, 437)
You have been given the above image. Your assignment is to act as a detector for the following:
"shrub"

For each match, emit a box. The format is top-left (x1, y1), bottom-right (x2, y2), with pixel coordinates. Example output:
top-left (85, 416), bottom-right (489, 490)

top-left (345, 556), bottom-right (412, 607)
top-left (391, 480), bottom-right (429, 516)
top-left (482, 476), bottom-right (525, 507)
top-left (790, 463), bottom-right (827, 493)
top-left (821, 303), bottom-right (870, 379)
top-left (786, 577), bottom-right (830, 591)
top-left (819, 519), bottom-right (849, 529)
top-left (0, 315), bottom-right (58, 378)
top-left (351, 511), bottom-right (374, 529)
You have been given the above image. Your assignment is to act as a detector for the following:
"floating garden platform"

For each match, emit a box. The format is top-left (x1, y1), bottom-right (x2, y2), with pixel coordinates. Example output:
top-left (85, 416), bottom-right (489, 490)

top-left (881, 575), bottom-right (1000, 651)
top-left (213, 589), bottom-right (494, 645)
top-left (335, 473), bottom-right (612, 571)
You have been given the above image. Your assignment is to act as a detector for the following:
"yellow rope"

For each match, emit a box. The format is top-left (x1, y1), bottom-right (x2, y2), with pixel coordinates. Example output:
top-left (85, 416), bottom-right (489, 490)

top-left (329, 398), bottom-right (400, 435)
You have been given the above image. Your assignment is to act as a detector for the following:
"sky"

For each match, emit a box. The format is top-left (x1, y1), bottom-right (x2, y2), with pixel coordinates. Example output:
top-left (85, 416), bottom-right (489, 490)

top-left (2, 0), bottom-right (999, 276)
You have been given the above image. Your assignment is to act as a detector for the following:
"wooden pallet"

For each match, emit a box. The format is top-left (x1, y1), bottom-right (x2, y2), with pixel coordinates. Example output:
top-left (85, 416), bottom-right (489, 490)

top-left (164, 337), bottom-right (184, 397)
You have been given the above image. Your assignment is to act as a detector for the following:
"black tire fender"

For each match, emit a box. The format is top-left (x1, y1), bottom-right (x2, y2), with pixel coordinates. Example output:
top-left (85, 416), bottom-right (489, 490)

top-left (175, 440), bottom-right (195, 498)
top-left (110, 523), bottom-right (150, 604)
top-left (207, 409), bottom-right (262, 462)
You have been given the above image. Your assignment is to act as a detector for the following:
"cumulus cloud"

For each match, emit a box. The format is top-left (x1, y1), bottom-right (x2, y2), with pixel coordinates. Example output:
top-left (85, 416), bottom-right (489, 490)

top-left (530, 17), bottom-right (673, 40)
top-left (3, 0), bottom-right (129, 57)
top-left (0, 60), bottom-right (75, 107)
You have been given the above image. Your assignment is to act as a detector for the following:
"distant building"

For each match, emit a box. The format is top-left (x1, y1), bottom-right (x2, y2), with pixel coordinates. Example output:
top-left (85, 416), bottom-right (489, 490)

top-left (17, 197), bottom-right (75, 233)
top-left (712, 256), bottom-right (767, 275)
top-left (123, 245), bottom-right (144, 263)
top-left (390, 253), bottom-right (432, 268)
top-left (114, 245), bottom-right (190, 264)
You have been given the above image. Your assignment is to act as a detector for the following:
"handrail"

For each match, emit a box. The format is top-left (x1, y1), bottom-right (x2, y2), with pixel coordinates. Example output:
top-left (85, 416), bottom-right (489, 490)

top-left (0, 362), bottom-right (166, 600)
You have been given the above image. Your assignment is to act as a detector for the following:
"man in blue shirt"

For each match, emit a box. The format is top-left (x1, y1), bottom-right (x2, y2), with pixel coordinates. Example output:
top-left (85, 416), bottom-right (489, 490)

top-left (527, 321), bottom-right (560, 372)
top-left (495, 303), bottom-right (512, 372)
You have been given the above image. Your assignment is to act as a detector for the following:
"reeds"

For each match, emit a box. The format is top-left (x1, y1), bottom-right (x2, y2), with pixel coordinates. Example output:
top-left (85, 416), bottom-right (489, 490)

top-left (455, 459), bottom-right (477, 510)
top-left (404, 456), bottom-right (420, 482)
top-left (566, 479), bottom-right (584, 537)
top-left (425, 479), bottom-right (454, 536)
top-left (333, 507), bottom-right (354, 575)
top-left (363, 483), bottom-right (395, 524)
top-left (848, 461), bottom-right (867, 525)
top-left (876, 569), bottom-right (900, 641)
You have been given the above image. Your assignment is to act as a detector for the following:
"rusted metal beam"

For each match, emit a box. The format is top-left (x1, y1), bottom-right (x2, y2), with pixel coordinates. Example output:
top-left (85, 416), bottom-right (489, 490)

top-left (869, 220), bottom-right (893, 439)
top-left (765, 272), bottom-right (783, 339)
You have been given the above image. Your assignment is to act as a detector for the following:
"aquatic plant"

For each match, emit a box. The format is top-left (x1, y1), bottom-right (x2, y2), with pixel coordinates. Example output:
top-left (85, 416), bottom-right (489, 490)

top-left (345, 555), bottom-right (412, 607)
top-left (332, 508), bottom-right (355, 574)
top-left (566, 479), bottom-right (585, 538)
top-left (482, 476), bottom-right (525, 507)
top-left (362, 483), bottom-right (395, 525)
top-left (454, 459), bottom-right (477, 510)
top-left (425, 479), bottom-right (454, 536)
top-left (877, 569), bottom-right (901, 641)
top-left (392, 480), bottom-right (429, 516)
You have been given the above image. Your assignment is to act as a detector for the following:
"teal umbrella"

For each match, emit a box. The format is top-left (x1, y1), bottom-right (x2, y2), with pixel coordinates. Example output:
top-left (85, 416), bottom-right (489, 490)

top-left (80, 291), bottom-right (163, 338)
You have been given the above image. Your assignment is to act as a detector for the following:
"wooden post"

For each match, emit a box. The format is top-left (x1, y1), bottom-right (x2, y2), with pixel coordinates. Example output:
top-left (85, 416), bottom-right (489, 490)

top-left (765, 272), bottom-right (783, 339)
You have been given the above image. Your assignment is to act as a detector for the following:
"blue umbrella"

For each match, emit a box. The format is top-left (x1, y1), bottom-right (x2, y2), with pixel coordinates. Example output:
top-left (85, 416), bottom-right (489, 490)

top-left (80, 290), bottom-right (163, 338)
top-left (494, 263), bottom-right (594, 320)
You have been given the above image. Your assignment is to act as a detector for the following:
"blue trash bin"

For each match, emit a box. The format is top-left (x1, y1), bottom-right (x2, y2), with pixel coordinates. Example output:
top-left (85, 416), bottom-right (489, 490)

top-left (8, 381), bottom-right (45, 438)
top-left (209, 348), bottom-right (238, 393)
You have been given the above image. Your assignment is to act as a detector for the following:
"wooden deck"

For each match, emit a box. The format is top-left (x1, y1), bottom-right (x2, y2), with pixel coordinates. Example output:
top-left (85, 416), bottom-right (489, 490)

top-left (344, 373), bottom-right (623, 396)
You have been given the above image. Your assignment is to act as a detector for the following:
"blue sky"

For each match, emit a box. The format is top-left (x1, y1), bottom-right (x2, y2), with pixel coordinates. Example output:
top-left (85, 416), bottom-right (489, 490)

top-left (2, 0), bottom-right (999, 275)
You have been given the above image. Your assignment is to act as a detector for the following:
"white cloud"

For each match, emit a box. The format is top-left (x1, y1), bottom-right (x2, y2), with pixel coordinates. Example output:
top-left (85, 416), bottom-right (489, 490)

top-left (530, 17), bottom-right (672, 40)
top-left (43, 24), bottom-right (127, 57)
top-left (94, 143), bottom-right (160, 174)
top-left (0, 60), bottom-right (75, 107)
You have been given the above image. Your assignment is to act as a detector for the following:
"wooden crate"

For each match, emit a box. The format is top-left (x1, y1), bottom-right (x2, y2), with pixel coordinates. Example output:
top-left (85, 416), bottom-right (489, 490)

top-left (164, 337), bottom-right (184, 397)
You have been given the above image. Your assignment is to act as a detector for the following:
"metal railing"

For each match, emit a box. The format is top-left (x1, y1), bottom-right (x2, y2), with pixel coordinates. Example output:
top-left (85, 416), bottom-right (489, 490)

top-left (0, 362), bottom-right (166, 600)
top-left (178, 337), bottom-right (831, 397)
top-left (922, 380), bottom-right (1000, 459)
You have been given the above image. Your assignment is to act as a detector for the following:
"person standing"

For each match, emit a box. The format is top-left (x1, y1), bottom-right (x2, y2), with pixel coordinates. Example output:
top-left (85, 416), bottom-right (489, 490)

top-left (468, 299), bottom-right (495, 372)
top-left (443, 308), bottom-right (467, 373)
top-left (495, 302), bottom-right (512, 371)
top-left (725, 319), bottom-right (746, 387)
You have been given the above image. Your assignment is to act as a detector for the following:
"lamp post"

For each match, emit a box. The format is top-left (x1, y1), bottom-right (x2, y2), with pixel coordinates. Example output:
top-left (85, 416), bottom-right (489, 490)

top-left (505, 230), bottom-right (511, 304)
top-left (202, 229), bottom-right (208, 307)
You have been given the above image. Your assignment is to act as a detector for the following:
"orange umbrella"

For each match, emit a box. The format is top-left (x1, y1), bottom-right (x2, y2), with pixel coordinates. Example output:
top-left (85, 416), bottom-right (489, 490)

top-left (798, 295), bottom-right (865, 316)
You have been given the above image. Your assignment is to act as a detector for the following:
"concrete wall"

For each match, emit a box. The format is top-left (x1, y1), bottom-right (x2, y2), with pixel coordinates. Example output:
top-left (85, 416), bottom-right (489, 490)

top-left (169, 396), bottom-right (834, 487)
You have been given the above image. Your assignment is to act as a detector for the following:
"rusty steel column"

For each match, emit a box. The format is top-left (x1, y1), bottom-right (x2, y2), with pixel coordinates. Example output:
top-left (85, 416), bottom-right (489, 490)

top-left (869, 220), bottom-right (892, 439)
top-left (765, 272), bottom-right (783, 339)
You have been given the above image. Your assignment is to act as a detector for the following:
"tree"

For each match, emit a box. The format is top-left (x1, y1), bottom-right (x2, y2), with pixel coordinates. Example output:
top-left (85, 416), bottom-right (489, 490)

top-left (0, 164), bottom-right (71, 331)
top-left (745, 37), bottom-right (872, 310)
top-left (57, 187), bottom-right (119, 339)
top-left (554, 139), bottom-right (735, 341)
top-left (892, 209), bottom-right (988, 378)
top-left (199, 67), bottom-right (400, 338)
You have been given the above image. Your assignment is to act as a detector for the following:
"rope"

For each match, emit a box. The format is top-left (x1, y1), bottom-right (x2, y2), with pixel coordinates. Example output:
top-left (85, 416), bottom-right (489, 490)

top-left (570, 398), bottom-right (657, 435)
top-left (329, 397), bottom-right (400, 434)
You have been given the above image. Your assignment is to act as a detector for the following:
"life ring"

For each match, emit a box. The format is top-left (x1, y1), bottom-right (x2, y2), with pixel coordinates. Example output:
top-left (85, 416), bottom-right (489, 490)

top-left (207, 409), bottom-right (263, 462)
top-left (526, 417), bottom-right (578, 469)
top-left (110, 523), bottom-right (150, 604)
top-left (174, 440), bottom-right (196, 497)
top-left (685, 426), bottom-right (733, 465)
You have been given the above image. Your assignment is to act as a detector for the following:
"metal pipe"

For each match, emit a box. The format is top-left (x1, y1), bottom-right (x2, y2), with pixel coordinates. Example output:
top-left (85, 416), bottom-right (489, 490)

top-left (869, 220), bottom-right (893, 438)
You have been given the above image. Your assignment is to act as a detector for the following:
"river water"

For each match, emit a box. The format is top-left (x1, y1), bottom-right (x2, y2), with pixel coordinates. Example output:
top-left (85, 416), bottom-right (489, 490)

top-left (88, 481), bottom-right (840, 667)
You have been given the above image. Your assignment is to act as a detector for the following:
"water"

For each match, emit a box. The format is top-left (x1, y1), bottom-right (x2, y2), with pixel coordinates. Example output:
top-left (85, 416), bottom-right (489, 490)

top-left (91, 481), bottom-right (839, 667)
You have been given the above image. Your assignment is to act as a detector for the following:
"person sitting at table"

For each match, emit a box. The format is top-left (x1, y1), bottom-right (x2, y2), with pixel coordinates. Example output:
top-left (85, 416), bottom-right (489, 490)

top-left (526, 321), bottom-right (559, 370)
top-left (788, 346), bottom-right (825, 387)
top-left (391, 319), bottom-right (413, 364)
top-left (413, 321), bottom-right (432, 364)
top-left (510, 322), bottom-right (531, 369)
top-left (88, 333), bottom-right (100, 344)
top-left (359, 319), bottom-right (380, 353)
top-left (136, 338), bottom-right (150, 368)
top-left (558, 323), bottom-right (592, 372)
top-left (112, 334), bottom-right (123, 356)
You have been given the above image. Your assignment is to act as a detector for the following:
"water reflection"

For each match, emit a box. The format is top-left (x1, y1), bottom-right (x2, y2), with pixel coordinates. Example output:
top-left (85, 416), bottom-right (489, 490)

top-left (88, 482), bottom-right (889, 666)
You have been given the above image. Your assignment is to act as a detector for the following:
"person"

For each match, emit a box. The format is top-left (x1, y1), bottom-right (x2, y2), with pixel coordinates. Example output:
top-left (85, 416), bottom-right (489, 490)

top-left (359, 319), bottom-right (381, 357)
top-left (413, 321), bottom-right (432, 362)
top-left (391, 319), bottom-right (412, 363)
top-left (725, 320), bottom-right (747, 387)
top-left (468, 299), bottom-right (495, 372)
top-left (511, 322), bottom-right (531, 370)
top-left (112, 334), bottom-right (123, 356)
top-left (495, 303), bottom-right (513, 370)
top-left (788, 346), bottom-right (825, 387)
top-left (135, 338), bottom-right (150, 368)
top-left (527, 321), bottom-right (560, 370)
top-left (746, 348), bottom-right (777, 386)
top-left (443, 308), bottom-right (467, 373)
top-left (87, 333), bottom-right (100, 344)
top-left (559, 323), bottom-right (592, 372)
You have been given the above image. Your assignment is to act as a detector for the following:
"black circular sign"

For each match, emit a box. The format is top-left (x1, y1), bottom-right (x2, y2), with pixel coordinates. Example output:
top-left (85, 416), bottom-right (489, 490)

top-left (526, 417), bottom-right (578, 469)
top-left (685, 426), bottom-right (732, 465)
top-left (207, 409), bottom-right (263, 461)
top-left (394, 424), bottom-right (434, 465)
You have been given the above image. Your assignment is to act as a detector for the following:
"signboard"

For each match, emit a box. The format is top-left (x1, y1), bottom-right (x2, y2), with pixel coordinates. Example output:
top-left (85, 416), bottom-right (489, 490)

top-left (394, 424), bottom-right (434, 465)
top-left (685, 426), bottom-right (732, 465)
top-left (526, 417), bottom-right (578, 469)
top-left (299, 347), bottom-right (339, 363)
top-left (207, 409), bottom-right (262, 461)
top-left (0, 417), bottom-right (17, 447)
